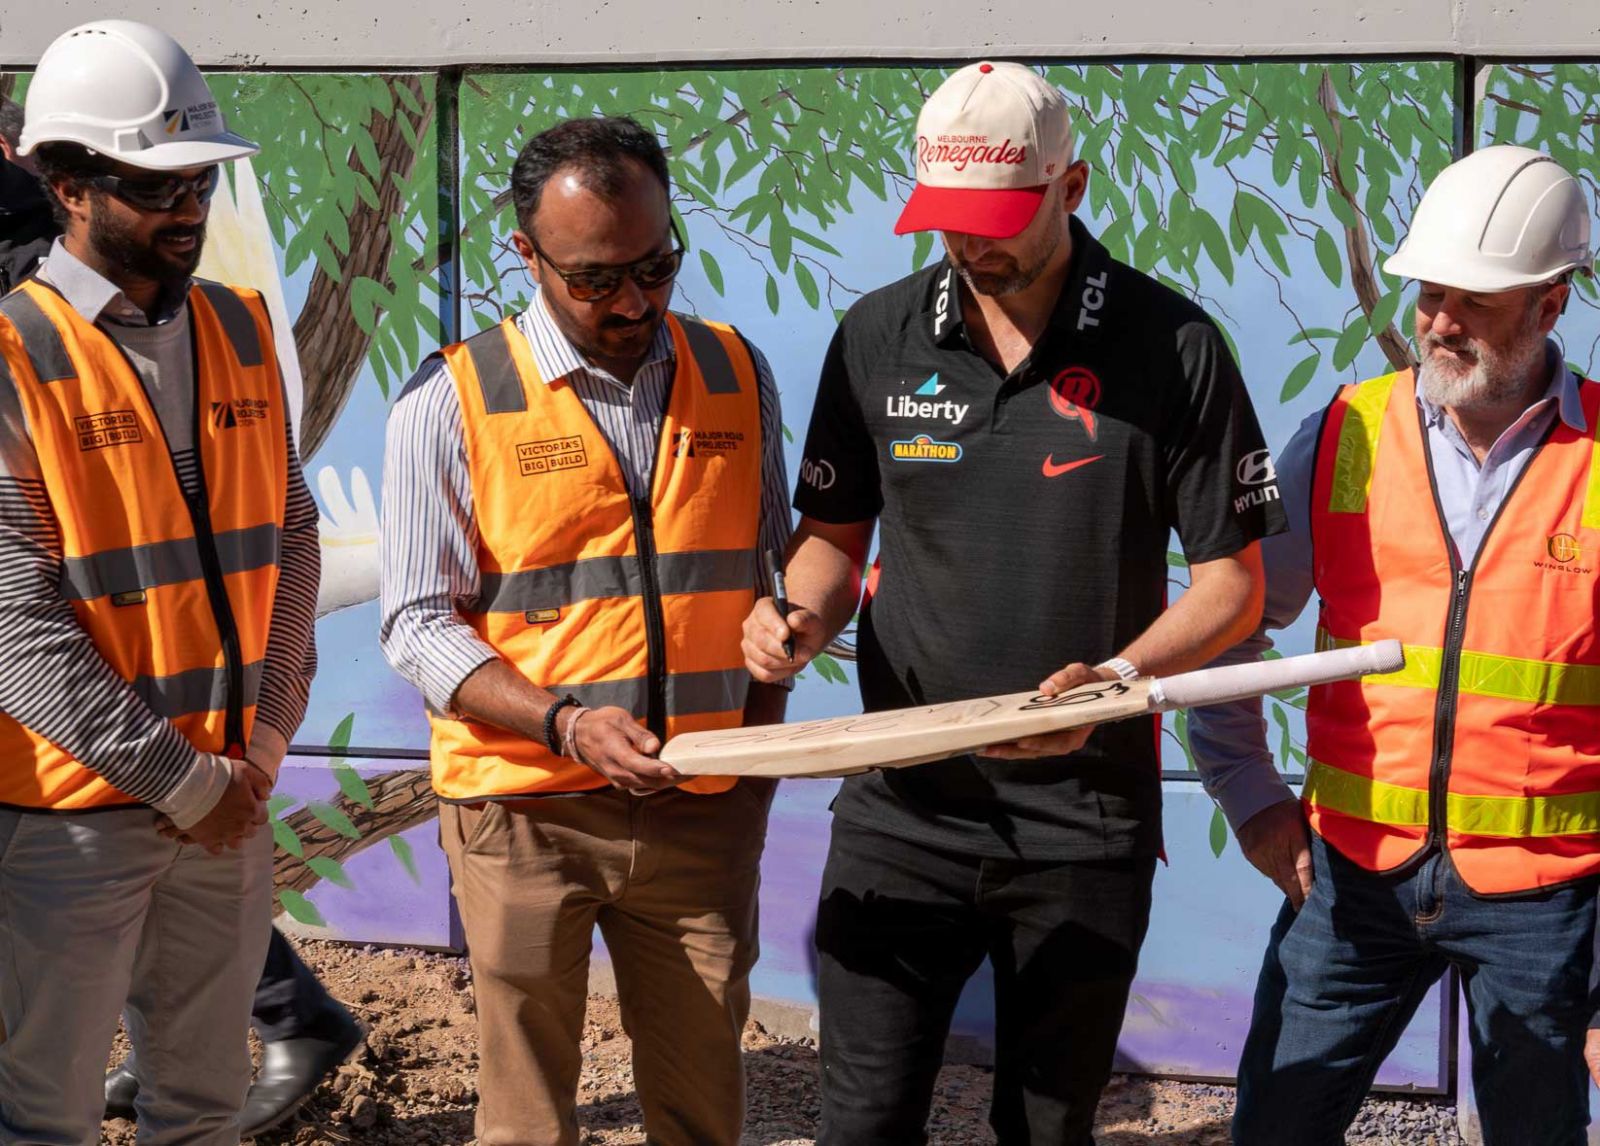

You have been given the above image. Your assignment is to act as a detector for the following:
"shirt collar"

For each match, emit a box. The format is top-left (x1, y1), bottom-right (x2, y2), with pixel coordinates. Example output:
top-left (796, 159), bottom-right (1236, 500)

top-left (1417, 339), bottom-right (1586, 435)
top-left (523, 288), bottom-right (675, 385)
top-left (928, 215), bottom-right (1111, 351)
top-left (35, 237), bottom-right (188, 327)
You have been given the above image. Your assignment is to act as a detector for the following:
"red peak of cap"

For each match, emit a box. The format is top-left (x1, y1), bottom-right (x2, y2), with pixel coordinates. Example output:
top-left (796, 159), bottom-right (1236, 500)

top-left (978, 63), bottom-right (994, 73)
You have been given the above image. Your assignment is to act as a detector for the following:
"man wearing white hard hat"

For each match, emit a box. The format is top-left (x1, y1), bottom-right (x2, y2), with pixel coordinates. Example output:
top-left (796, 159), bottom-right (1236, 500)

top-left (0, 21), bottom-right (320, 1143)
top-left (743, 61), bottom-right (1283, 1143)
top-left (1188, 144), bottom-right (1599, 1144)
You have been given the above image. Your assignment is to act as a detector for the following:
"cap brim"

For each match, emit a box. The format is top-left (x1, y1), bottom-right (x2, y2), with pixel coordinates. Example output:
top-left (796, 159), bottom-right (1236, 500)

top-left (115, 133), bottom-right (261, 171)
top-left (893, 183), bottom-right (1048, 239)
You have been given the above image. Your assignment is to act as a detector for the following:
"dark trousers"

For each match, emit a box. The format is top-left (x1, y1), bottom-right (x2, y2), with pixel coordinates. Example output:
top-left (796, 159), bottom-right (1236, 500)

top-left (815, 817), bottom-right (1157, 1146)
top-left (252, 927), bottom-right (344, 1043)
top-left (1234, 835), bottom-right (1595, 1146)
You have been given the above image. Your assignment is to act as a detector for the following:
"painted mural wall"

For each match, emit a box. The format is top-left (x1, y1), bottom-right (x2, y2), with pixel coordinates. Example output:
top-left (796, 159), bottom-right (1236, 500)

top-left (3, 58), bottom-right (1591, 1092)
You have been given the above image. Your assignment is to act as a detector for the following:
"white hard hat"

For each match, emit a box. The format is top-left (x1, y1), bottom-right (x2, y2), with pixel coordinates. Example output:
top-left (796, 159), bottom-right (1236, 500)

top-left (1384, 145), bottom-right (1592, 293)
top-left (18, 20), bottom-right (257, 171)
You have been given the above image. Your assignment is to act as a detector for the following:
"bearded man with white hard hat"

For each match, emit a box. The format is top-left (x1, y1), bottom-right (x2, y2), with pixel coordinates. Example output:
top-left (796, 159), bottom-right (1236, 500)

top-left (743, 61), bottom-right (1284, 1143)
top-left (0, 21), bottom-right (320, 1144)
top-left (1186, 145), bottom-right (1600, 1144)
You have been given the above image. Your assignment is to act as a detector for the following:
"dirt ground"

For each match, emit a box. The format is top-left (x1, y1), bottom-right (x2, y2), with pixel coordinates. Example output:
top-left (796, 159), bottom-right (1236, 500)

top-left (102, 938), bottom-right (1460, 1145)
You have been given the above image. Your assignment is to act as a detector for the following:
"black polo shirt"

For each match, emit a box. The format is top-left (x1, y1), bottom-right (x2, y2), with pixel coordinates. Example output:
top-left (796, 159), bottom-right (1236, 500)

top-left (794, 216), bottom-right (1286, 861)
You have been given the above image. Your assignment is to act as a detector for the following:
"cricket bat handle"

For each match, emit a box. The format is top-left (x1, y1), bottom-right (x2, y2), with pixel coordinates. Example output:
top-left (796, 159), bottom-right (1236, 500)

top-left (1147, 639), bottom-right (1404, 711)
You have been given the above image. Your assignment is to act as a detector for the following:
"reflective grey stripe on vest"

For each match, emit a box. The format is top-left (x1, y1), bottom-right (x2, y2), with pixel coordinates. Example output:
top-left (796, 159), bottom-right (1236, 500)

top-left (474, 548), bottom-right (756, 613)
top-left (677, 316), bottom-right (741, 394)
top-left (464, 324), bottom-right (526, 414)
top-left (132, 659), bottom-right (264, 721)
top-left (194, 281), bottom-right (263, 368)
top-left (60, 523), bottom-right (282, 602)
top-left (0, 290), bottom-right (76, 383)
top-left (545, 666), bottom-right (750, 718)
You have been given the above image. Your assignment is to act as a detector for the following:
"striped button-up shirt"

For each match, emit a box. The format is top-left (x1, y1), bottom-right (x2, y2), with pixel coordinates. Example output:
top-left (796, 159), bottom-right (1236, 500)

top-left (380, 291), bottom-right (792, 713)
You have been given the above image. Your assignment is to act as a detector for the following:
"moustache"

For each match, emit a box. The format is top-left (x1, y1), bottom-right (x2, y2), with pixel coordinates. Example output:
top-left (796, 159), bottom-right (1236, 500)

top-left (155, 224), bottom-right (206, 243)
top-left (601, 311), bottom-right (658, 332)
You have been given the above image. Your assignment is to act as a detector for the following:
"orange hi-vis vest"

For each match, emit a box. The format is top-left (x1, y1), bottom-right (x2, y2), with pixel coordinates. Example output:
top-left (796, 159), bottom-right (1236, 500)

top-left (0, 278), bottom-right (287, 810)
top-left (430, 312), bottom-right (762, 800)
top-left (1305, 368), bottom-right (1600, 894)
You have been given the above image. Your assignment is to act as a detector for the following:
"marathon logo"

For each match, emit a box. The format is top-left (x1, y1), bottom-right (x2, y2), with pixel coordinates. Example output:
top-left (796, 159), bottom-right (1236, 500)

top-left (890, 434), bottom-right (963, 463)
top-left (917, 134), bottom-right (1028, 173)
top-left (517, 436), bottom-right (588, 477)
top-left (76, 410), bottom-right (143, 452)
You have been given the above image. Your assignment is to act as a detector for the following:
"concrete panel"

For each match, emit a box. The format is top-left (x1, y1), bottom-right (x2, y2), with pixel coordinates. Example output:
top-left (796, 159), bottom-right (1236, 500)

top-left (1, 0), bottom-right (1598, 67)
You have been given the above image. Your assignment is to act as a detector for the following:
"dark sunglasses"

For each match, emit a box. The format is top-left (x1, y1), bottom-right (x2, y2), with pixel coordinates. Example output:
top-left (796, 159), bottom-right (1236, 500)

top-left (82, 166), bottom-right (220, 213)
top-left (529, 220), bottom-right (686, 302)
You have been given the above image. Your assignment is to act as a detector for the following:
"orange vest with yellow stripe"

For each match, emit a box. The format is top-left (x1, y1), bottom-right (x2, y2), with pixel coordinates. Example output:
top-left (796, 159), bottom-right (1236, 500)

top-left (429, 312), bottom-right (761, 800)
top-left (1305, 368), bottom-right (1600, 894)
top-left (0, 278), bottom-right (287, 810)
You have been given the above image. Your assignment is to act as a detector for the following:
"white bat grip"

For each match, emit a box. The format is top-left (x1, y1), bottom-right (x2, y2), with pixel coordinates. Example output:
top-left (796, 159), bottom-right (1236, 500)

top-left (1148, 639), bottom-right (1404, 711)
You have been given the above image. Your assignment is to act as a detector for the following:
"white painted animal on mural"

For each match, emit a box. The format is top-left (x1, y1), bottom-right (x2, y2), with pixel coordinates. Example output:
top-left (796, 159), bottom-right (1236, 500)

top-left (197, 158), bottom-right (381, 619)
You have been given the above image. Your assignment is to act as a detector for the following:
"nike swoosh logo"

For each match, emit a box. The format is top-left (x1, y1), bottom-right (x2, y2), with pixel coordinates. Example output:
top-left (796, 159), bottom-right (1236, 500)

top-left (1042, 454), bottom-right (1104, 478)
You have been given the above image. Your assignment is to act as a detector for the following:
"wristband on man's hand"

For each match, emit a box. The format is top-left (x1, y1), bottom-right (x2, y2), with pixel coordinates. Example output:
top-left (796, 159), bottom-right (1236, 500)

top-left (1097, 657), bottom-right (1141, 681)
top-left (542, 694), bottom-right (581, 752)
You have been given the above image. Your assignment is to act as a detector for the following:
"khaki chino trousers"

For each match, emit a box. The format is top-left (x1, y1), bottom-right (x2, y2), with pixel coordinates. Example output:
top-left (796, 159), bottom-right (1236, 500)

top-left (439, 780), bottom-right (774, 1146)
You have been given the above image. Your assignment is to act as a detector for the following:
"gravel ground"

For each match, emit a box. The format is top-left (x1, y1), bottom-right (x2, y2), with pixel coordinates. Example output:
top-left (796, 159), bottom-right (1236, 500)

top-left (101, 939), bottom-right (1464, 1145)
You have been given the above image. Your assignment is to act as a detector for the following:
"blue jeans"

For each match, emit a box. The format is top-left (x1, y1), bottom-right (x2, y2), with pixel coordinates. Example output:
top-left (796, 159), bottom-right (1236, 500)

top-left (1233, 834), bottom-right (1595, 1146)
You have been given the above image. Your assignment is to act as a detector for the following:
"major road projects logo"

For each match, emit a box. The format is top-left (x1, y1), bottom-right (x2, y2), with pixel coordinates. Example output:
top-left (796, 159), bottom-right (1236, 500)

top-left (885, 373), bottom-right (968, 425)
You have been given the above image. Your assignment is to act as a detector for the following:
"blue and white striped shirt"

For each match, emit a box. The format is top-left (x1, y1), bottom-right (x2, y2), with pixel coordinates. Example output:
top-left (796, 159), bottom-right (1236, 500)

top-left (379, 291), bottom-right (793, 713)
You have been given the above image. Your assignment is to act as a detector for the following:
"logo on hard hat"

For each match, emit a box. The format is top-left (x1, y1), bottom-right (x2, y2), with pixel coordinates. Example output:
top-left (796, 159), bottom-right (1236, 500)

top-left (163, 101), bottom-right (221, 136)
top-left (1548, 533), bottom-right (1581, 563)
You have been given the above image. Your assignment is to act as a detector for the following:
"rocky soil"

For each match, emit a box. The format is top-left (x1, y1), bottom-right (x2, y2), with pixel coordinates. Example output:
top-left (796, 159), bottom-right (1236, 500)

top-left (102, 938), bottom-right (1464, 1145)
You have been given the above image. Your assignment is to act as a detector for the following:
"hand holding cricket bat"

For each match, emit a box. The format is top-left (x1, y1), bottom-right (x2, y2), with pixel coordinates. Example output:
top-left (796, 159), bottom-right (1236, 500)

top-left (662, 640), bottom-right (1404, 779)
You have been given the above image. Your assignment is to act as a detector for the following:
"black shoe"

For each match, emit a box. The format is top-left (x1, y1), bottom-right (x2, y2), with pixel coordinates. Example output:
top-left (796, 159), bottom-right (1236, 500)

top-left (241, 1011), bottom-right (365, 1138)
top-left (103, 1062), bottom-right (139, 1121)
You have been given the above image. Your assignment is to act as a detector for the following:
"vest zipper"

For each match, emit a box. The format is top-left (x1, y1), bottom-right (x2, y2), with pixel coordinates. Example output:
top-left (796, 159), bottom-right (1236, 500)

top-left (1427, 566), bottom-right (1470, 847)
top-left (629, 495), bottom-right (669, 742)
top-left (105, 314), bottom-right (247, 758)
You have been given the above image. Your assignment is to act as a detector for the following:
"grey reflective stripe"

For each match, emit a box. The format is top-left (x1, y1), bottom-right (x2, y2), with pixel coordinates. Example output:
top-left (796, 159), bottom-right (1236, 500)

top-left (0, 290), bottom-right (75, 383)
top-left (474, 548), bottom-right (756, 613)
top-left (545, 667), bottom-right (748, 718)
top-left (677, 316), bottom-right (741, 395)
top-left (60, 523), bottom-right (282, 601)
top-left (546, 676), bottom-right (651, 714)
top-left (194, 282), bottom-right (263, 368)
top-left (477, 555), bottom-right (638, 613)
top-left (657, 548), bottom-right (756, 595)
top-left (464, 324), bottom-right (527, 414)
top-left (666, 667), bottom-right (750, 716)
top-left (131, 659), bottom-right (263, 720)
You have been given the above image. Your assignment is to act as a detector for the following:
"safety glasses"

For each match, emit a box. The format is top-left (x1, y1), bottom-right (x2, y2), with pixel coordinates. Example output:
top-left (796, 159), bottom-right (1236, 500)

top-left (529, 220), bottom-right (686, 302)
top-left (83, 165), bottom-right (220, 213)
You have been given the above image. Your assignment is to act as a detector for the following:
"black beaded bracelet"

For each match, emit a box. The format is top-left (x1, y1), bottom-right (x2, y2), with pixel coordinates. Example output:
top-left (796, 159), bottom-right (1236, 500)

top-left (542, 694), bottom-right (581, 753)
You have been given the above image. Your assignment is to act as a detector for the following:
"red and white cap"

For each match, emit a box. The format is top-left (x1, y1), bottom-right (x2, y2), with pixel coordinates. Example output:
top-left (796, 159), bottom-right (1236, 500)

top-left (894, 61), bottom-right (1074, 240)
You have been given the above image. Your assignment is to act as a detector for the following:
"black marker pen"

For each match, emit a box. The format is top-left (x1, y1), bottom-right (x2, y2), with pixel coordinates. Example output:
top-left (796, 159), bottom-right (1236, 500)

top-left (764, 549), bottom-right (795, 662)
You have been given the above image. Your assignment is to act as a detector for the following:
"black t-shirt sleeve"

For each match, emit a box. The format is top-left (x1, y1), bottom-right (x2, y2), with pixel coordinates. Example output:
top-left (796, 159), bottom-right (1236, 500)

top-left (1163, 317), bottom-right (1288, 563)
top-left (793, 320), bottom-right (883, 523)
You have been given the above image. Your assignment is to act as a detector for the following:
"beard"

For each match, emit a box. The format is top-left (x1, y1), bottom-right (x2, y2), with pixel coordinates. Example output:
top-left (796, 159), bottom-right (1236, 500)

top-left (951, 220), bottom-right (1061, 298)
top-left (1416, 304), bottom-right (1548, 413)
top-left (88, 200), bottom-right (205, 288)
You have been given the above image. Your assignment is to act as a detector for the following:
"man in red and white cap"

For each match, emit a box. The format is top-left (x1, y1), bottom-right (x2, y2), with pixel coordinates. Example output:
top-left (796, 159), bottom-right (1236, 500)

top-left (743, 61), bottom-right (1284, 1143)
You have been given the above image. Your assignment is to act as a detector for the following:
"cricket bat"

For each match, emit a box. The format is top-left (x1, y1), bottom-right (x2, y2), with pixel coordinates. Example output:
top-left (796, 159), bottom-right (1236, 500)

top-left (661, 640), bottom-right (1404, 779)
